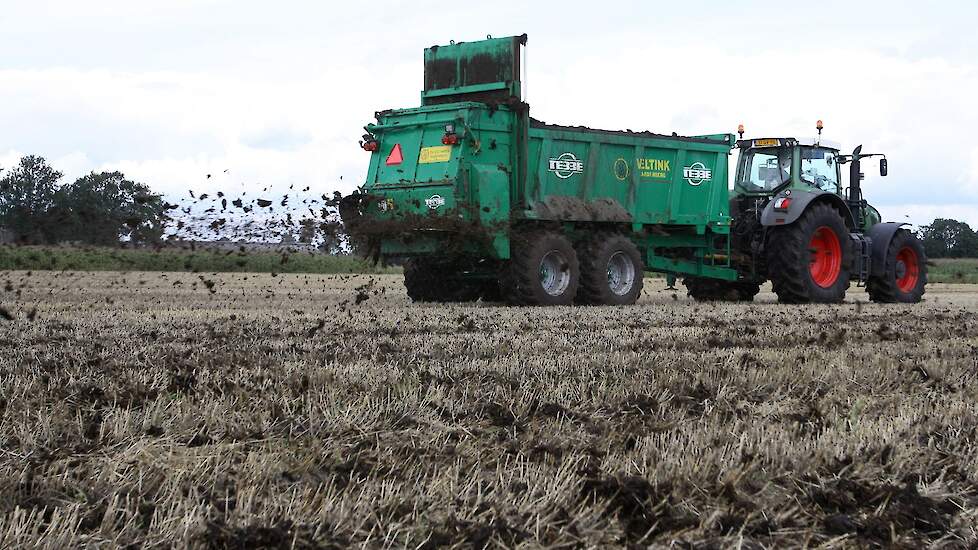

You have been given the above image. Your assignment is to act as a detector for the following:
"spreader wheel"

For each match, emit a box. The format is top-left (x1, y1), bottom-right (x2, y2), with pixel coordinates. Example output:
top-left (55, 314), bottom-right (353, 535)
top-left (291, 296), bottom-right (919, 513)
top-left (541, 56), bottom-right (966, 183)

top-left (766, 203), bottom-right (852, 304)
top-left (867, 229), bottom-right (927, 303)
top-left (502, 230), bottom-right (580, 306)
top-left (576, 233), bottom-right (644, 305)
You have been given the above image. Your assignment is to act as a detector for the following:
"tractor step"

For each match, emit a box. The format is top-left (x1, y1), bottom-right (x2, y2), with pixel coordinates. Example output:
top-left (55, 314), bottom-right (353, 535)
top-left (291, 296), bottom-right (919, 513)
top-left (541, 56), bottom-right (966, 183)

top-left (851, 233), bottom-right (872, 286)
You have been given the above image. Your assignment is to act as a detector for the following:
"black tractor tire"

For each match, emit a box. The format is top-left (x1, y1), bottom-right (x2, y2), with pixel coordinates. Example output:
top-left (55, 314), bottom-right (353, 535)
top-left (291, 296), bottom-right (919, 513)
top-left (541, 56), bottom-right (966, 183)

top-left (683, 277), bottom-right (761, 302)
top-left (766, 203), bottom-right (852, 304)
top-left (502, 230), bottom-right (580, 306)
top-left (576, 233), bottom-right (644, 305)
top-left (867, 229), bottom-right (927, 303)
top-left (403, 259), bottom-right (482, 303)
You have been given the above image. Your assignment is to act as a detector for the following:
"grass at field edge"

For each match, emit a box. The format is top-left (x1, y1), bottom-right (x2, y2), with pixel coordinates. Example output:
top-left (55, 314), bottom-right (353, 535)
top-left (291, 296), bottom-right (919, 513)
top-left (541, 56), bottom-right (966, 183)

top-left (0, 245), bottom-right (399, 274)
top-left (1, 246), bottom-right (975, 282)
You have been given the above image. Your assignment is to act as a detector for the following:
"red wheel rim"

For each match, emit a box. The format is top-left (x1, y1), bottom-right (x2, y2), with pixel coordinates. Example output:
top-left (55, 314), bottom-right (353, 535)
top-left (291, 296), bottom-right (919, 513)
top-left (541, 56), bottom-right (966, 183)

top-left (895, 246), bottom-right (920, 293)
top-left (809, 226), bottom-right (842, 288)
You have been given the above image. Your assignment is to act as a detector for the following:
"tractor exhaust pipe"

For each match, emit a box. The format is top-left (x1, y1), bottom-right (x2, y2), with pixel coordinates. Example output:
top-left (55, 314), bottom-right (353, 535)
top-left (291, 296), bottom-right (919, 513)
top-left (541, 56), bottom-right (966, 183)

top-left (849, 145), bottom-right (863, 204)
top-left (848, 145), bottom-right (864, 228)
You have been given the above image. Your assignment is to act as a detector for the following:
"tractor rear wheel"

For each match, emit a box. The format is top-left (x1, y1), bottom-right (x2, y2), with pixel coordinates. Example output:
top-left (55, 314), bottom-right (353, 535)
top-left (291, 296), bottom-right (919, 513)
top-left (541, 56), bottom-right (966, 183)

top-left (683, 277), bottom-right (760, 302)
top-left (867, 229), bottom-right (927, 303)
top-left (576, 233), bottom-right (644, 305)
top-left (766, 203), bottom-right (852, 303)
top-left (502, 230), bottom-right (579, 306)
top-left (403, 258), bottom-right (483, 303)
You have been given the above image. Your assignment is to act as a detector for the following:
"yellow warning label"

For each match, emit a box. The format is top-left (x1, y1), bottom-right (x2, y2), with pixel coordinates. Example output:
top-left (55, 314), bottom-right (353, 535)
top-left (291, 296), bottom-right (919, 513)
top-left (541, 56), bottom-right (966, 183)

top-left (419, 145), bottom-right (452, 164)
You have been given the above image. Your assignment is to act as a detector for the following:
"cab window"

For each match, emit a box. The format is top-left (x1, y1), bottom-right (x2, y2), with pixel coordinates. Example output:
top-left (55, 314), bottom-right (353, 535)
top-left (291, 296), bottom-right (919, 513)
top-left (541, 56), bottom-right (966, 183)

top-left (736, 148), bottom-right (791, 191)
top-left (800, 148), bottom-right (839, 193)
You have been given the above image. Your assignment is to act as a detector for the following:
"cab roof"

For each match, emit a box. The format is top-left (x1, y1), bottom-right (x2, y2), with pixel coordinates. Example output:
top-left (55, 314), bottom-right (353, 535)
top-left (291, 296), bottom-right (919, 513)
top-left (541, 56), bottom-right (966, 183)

top-left (737, 137), bottom-right (841, 150)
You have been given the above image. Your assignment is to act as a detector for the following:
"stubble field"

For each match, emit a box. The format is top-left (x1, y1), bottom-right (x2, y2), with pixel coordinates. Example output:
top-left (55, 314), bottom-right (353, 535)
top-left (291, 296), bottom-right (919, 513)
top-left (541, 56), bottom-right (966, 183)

top-left (1, 271), bottom-right (977, 548)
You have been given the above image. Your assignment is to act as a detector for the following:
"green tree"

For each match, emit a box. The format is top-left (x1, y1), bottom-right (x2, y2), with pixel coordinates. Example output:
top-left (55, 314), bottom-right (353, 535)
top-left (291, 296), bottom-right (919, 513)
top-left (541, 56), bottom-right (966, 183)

top-left (55, 171), bottom-right (165, 245)
top-left (0, 156), bottom-right (63, 243)
top-left (917, 218), bottom-right (978, 258)
top-left (298, 217), bottom-right (317, 244)
top-left (319, 219), bottom-right (348, 255)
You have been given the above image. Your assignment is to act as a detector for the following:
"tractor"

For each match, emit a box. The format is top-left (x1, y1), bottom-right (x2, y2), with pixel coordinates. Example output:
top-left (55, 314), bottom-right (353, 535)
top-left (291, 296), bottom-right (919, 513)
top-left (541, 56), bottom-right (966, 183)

top-left (683, 126), bottom-right (927, 303)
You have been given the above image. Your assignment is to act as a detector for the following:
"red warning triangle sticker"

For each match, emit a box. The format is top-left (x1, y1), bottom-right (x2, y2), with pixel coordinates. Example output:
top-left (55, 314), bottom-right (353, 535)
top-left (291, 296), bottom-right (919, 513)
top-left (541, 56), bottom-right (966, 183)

top-left (385, 144), bottom-right (403, 166)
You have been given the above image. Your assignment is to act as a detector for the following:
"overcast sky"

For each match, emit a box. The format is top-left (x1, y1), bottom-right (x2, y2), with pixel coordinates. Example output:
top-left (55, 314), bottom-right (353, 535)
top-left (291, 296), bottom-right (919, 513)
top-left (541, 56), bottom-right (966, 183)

top-left (2, 0), bottom-right (977, 227)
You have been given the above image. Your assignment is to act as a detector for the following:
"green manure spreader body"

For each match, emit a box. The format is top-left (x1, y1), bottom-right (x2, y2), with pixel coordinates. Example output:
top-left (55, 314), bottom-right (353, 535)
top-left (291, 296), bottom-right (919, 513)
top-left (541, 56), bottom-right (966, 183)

top-left (522, 123), bottom-right (735, 269)
top-left (343, 35), bottom-right (739, 305)
top-left (359, 102), bottom-right (736, 275)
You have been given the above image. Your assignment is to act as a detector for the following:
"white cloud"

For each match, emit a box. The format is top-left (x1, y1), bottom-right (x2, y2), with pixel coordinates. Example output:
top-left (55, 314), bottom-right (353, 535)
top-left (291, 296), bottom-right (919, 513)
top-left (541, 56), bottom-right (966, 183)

top-left (51, 151), bottom-right (94, 177)
top-left (968, 146), bottom-right (978, 187)
top-left (0, 65), bottom-right (413, 198)
top-left (0, 150), bottom-right (26, 172)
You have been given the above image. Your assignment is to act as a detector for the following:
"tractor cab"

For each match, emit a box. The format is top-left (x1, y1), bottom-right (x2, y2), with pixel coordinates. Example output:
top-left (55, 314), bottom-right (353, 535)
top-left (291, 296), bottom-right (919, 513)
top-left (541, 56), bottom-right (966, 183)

top-left (734, 137), bottom-right (843, 197)
top-left (733, 135), bottom-right (884, 233)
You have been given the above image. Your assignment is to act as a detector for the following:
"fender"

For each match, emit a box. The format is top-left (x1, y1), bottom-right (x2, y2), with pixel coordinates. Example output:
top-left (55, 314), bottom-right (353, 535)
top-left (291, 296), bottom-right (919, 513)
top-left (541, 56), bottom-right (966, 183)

top-left (867, 222), bottom-right (908, 277)
top-left (760, 189), bottom-right (856, 229)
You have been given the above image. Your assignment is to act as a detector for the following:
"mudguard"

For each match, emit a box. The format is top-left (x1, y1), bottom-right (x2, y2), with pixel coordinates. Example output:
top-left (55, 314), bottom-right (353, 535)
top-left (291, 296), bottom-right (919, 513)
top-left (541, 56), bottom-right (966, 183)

top-left (867, 222), bottom-right (908, 277)
top-left (760, 189), bottom-right (856, 229)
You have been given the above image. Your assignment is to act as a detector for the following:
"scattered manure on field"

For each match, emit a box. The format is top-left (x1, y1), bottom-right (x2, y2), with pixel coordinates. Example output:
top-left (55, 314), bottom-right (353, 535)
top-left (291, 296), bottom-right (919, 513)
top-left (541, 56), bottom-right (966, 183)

top-left (806, 473), bottom-right (961, 545)
top-left (1, 272), bottom-right (977, 547)
top-left (808, 327), bottom-right (848, 349)
top-left (423, 515), bottom-right (530, 549)
top-left (201, 519), bottom-right (338, 550)
top-left (579, 466), bottom-right (696, 543)
top-left (875, 322), bottom-right (901, 341)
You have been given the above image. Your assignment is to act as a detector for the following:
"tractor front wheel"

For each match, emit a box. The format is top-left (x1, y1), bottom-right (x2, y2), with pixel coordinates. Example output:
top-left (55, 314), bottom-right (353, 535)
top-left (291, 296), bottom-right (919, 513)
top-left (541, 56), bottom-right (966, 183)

top-left (502, 230), bottom-right (580, 306)
top-left (867, 229), bottom-right (927, 303)
top-left (766, 203), bottom-right (852, 304)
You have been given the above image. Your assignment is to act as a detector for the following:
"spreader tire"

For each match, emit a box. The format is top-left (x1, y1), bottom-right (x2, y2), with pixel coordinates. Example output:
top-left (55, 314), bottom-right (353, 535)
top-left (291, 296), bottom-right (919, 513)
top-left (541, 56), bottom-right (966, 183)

top-left (576, 233), bottom-right (644, 306)
top-left (683, 277), bottom-right (761, 302)
top-left (502, 230), bottom-right (579, 306)
top-left (766, 203), bottom-right (852, 304)
top-left (867, 229), bottom-right (927, 303)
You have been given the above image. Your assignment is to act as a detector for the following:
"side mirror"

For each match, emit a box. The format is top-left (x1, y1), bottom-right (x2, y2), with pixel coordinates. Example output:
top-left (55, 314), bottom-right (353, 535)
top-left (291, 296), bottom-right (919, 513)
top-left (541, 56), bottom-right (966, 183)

top-left (880, 158), bottom-right (888, 176)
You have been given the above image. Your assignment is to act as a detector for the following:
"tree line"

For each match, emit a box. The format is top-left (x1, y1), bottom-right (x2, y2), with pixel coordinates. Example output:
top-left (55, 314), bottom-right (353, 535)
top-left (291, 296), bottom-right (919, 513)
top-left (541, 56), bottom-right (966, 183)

top-left (0, 156), bottom-right (164, 245)
top-left (916, 219), bottom-right (978, 258)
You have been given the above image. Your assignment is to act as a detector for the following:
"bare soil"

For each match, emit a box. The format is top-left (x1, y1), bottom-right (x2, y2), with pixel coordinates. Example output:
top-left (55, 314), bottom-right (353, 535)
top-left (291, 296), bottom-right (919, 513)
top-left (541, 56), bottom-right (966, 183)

top-left (1, 272), bottom-right (976, 548)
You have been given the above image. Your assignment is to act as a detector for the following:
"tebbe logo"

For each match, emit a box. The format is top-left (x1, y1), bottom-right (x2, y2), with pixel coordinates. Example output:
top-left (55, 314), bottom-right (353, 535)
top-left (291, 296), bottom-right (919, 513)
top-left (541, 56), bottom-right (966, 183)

top-left (425, 194), bottom-right (446, 210)
top-left (683, 162), bottom-right (712, 186)
top-left (548, 152), bottom-right (584, 179)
